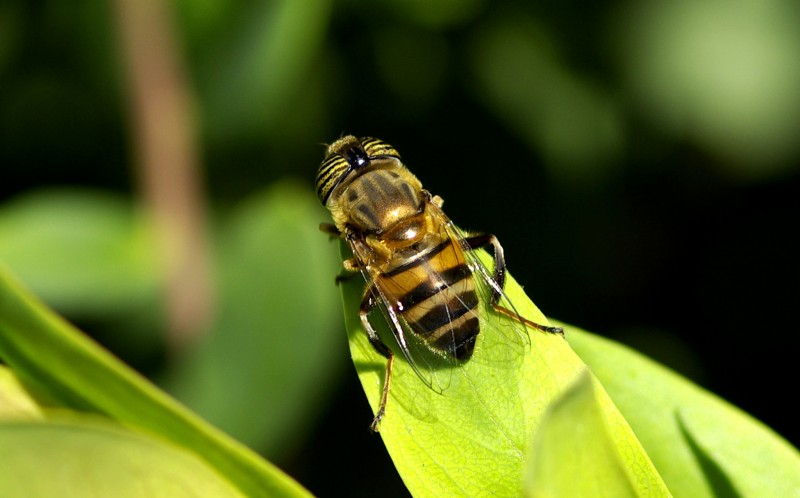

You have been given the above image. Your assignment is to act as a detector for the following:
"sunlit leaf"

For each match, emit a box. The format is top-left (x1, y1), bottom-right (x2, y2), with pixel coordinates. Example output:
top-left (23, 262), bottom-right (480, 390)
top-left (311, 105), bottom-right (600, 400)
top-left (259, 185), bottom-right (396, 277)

top-left (569, 328), bottom-right (800, 498)
top-left (0, 365), bottom-right (43, 420)
top-left (527, 372), bottom-right (647, 497)
top-left (338, 247), bottom-right (666, 496)
top-left (0, 419), bottom-right (244, 497)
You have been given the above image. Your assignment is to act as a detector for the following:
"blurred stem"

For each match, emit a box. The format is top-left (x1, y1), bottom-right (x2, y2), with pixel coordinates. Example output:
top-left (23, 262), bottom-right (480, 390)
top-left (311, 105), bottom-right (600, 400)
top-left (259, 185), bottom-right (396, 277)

top-left (114, 0), bottom-right (214, 351)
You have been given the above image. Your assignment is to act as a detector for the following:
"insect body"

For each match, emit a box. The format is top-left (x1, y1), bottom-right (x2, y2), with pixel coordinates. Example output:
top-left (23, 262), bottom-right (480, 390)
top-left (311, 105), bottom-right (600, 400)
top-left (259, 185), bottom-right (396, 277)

top-left (317, 135), bottom-right (561, 431)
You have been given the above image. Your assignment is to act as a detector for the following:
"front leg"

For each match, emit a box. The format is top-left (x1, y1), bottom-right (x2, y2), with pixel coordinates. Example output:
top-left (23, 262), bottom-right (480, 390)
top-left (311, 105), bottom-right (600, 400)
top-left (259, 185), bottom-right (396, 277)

top-left (319, 222), bottom-right (340, 237)
top-left (322, 223), bottom-right (360, 284)
top-left (334, 257), bottom-right (361, 285)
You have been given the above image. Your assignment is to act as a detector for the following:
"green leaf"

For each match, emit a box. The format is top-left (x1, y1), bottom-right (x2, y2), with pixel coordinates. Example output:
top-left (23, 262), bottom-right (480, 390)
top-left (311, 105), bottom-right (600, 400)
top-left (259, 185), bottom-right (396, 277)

top-left (164, 182), bottom-right (344, 455)
top-left (0, 418), bottom-right (244, 497)
top-left (527, 372), bottom-right (650, 497)
top-left (338, 247), bottom-right (667, 496)
top-left (0, 263), bottom-right (310, 497)
top-left (568, 328), bottom-right (800, 498)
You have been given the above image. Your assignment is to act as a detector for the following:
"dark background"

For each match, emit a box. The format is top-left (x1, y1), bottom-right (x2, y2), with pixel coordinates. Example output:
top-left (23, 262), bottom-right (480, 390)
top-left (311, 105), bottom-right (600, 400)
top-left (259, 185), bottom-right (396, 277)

top-left (1, 1), bottom-right (798, 496)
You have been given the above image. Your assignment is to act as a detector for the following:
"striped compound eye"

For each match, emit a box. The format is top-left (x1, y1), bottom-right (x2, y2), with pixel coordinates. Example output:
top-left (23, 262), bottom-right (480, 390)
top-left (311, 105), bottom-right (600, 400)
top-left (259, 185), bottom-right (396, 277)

top-left (315, 136), bottom-right (401, 205)
top-left (359, 137), bottom-right (400, 160)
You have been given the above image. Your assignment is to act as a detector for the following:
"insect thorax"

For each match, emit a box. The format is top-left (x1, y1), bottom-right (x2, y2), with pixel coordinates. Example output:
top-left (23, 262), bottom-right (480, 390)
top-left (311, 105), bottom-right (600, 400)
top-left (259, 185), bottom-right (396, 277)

top-left (336, 168), bottom-right (425, 234)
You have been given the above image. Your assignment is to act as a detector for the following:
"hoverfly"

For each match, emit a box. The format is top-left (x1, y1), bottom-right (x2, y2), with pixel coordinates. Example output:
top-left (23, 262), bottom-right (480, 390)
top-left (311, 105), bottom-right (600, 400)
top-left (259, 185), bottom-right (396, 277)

top-left (316, 135), bottom-right (562, 431)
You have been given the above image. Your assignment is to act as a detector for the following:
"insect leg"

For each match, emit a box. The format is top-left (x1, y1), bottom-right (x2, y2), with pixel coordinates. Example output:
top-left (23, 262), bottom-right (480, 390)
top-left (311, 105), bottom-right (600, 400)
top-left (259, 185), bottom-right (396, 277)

top-left (465, 234), bottom-right (563, 335)
top-left (320, 223), bottom-right (356, 284)
top-left (319, 222), bottom-right (340, 237)
top-left (360, 287), bottom-right (394, 431)
top-left (464, 234), bottom-right (507, 302)
top-left (334, 258), bottom-right (360, 285)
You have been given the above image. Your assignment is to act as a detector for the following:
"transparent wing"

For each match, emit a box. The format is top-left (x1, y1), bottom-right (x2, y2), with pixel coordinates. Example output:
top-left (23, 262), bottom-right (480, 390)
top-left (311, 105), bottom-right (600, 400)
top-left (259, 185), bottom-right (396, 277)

top-left (348, 238), bottom-right (459, 395)
top-left (346, 202), bottom-right (532, 395)
top-left (373, 276), bottom-right (459, 394)
top-left (431, 205), bottom-right (532, 367)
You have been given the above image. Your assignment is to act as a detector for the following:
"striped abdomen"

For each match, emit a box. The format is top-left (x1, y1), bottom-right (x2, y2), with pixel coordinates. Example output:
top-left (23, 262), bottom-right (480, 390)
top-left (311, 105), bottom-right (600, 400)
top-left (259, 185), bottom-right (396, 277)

top-left (376, 238), bottom-right (480, 360)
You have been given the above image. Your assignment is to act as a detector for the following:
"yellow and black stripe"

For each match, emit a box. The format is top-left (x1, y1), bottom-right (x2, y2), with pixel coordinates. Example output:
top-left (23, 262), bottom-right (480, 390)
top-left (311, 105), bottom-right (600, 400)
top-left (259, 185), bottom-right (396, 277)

top-left (360, 137), bottom-right (401, 158)
top-left (378, 239), bottom-right (480, 360)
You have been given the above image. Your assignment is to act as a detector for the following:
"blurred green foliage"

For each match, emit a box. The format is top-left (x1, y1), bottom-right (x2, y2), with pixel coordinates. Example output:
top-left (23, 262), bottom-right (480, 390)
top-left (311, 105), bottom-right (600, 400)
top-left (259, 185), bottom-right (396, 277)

top-left (615, 0), bottom-right (800, 176)
top-left (0, 189), bottom-right (158, 315)
top-left (0, 0), bottom-right (799, 495)
top-left (163, 183), bottom-right (345, 456)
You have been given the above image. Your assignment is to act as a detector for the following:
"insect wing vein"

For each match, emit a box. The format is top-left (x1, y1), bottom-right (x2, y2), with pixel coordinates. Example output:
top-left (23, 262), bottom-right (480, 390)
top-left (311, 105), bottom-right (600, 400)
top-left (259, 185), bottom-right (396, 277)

top-left (440, 217), bottom-right (531, 364)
